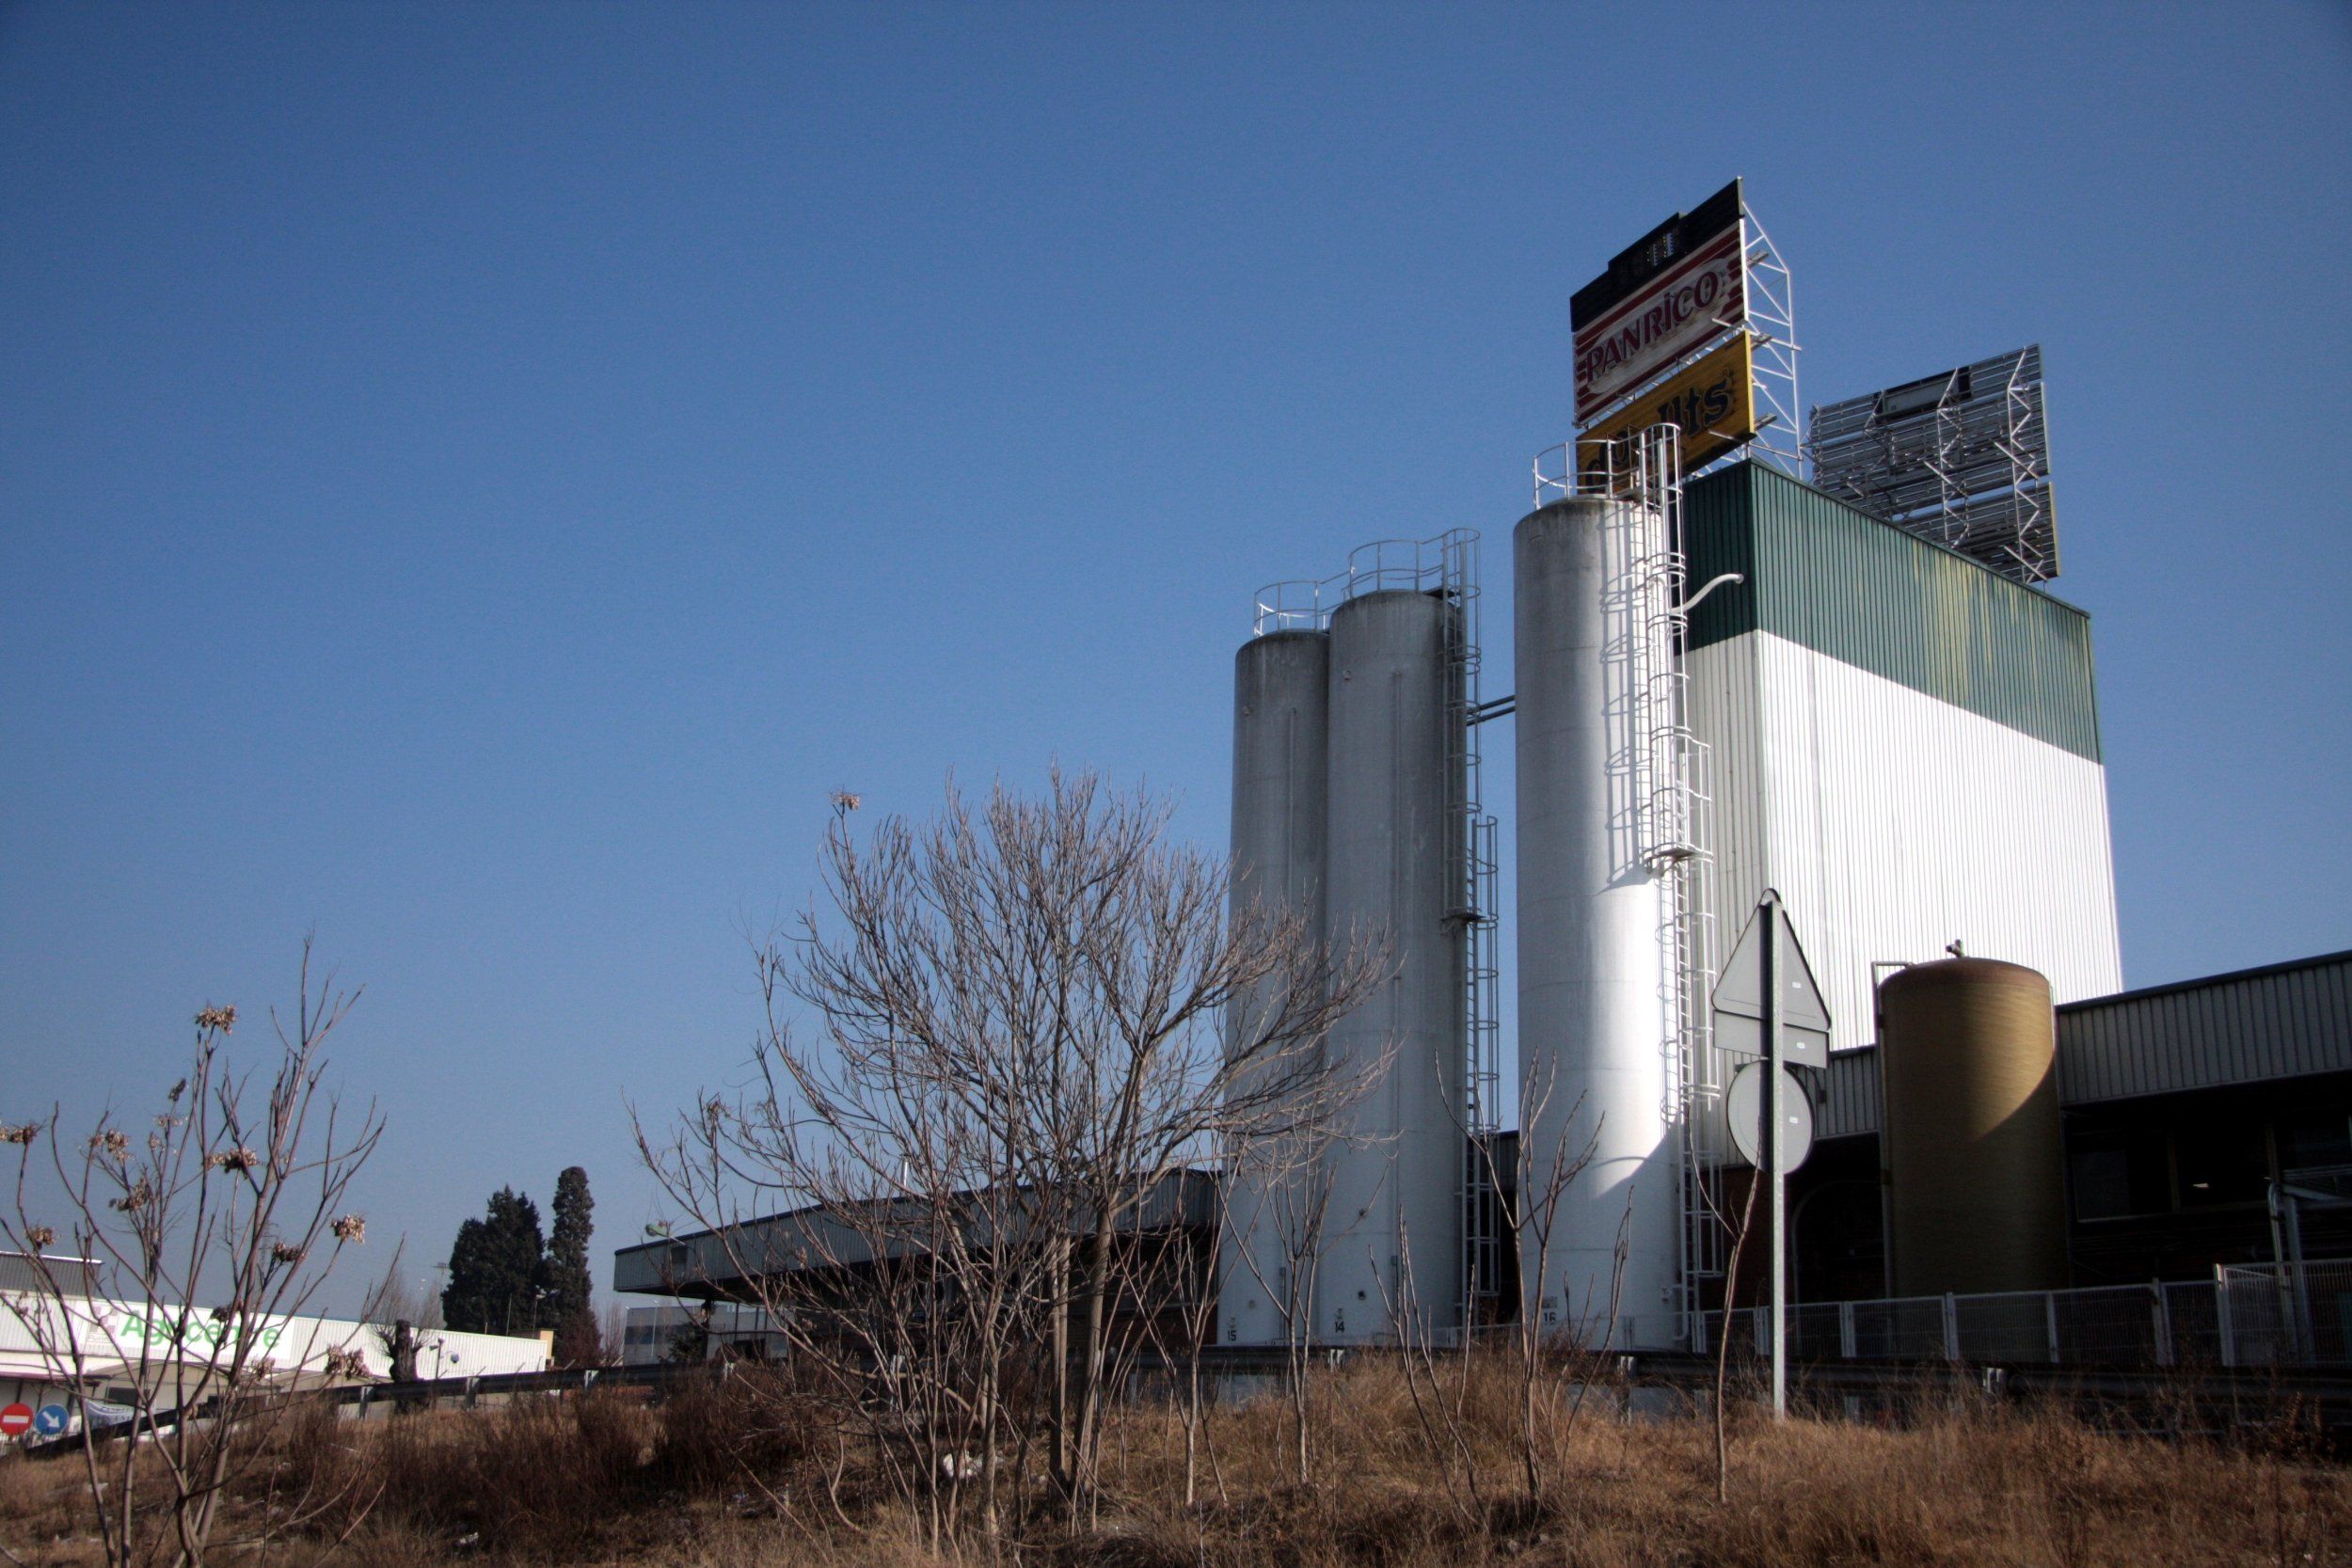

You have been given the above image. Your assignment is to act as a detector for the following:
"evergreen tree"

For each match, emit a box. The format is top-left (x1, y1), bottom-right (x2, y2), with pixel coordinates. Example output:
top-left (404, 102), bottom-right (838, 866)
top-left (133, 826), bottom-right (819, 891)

top-left (441, 1186), bottom-right (547, 1335)
top-left (665, 1308), bottom-right (710, 1365)
top-left (547, 1165), bottom-right (599, 1365)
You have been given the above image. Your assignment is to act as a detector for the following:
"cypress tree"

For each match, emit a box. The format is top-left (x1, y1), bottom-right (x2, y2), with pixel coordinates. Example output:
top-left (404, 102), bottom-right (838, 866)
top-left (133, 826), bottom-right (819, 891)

top-left (547, 1165), bottom-right (599, 1365)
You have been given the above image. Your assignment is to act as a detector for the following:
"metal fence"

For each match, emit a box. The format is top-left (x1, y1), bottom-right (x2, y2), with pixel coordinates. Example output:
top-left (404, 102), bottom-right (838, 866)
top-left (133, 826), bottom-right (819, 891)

top-left (1696, 1260), bottom-right (2352, 1370)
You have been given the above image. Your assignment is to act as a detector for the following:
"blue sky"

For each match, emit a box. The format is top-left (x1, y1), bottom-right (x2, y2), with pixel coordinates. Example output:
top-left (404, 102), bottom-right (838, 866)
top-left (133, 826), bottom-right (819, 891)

top-left (4, 3), bottom-right (2347, 1315)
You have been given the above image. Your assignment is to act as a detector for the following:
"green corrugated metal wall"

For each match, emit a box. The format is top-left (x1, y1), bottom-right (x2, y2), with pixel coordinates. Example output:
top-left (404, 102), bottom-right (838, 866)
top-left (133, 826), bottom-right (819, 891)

top-left (1684, 463), bottom-right (2103, 762)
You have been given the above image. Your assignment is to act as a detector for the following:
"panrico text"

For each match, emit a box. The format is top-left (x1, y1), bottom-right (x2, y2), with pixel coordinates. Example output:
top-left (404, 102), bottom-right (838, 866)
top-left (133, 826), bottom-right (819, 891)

top-left (1573, 230), bottom-right (1746, 422)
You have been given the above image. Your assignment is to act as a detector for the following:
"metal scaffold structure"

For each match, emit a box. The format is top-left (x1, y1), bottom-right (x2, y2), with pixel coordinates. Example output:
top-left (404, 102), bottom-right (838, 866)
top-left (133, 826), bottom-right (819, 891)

top-left (1441, 542), bottom-right (1505, 1314)
top-left (1806, 343), bottom-right (2058, 583)
top-left (1740, 208), bottom-right (1801, 479)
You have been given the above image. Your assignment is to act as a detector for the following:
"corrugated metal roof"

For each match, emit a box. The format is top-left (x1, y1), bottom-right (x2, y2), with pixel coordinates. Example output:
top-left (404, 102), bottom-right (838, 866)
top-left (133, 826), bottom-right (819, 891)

top-left (1686, 463), bottom-right (2102, 762)
top-left (0, 1253), bottom-right (102, 1297)
top-left (1811, 951), bottom-right (2352, 1137)
top-left (614, 1169), bottom-right (1219, 1297)
top-left (2055, 950), bottom-right (2352, 1103)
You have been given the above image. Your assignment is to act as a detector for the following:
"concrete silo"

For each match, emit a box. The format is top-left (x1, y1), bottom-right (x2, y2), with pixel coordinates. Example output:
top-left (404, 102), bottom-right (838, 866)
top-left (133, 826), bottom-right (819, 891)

top-left (1216, 628), bottom-right (1332, 1347)
top-left (1318, 588), bottom-right (1465, 1343)
top-left (1514, 497), bottom-right (1680, 1346)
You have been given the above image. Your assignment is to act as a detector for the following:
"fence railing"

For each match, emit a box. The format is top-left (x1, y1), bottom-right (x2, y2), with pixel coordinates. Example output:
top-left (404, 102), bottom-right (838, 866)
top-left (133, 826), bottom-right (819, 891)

top-left (1684, 1260), bottom-right (2352, 1370)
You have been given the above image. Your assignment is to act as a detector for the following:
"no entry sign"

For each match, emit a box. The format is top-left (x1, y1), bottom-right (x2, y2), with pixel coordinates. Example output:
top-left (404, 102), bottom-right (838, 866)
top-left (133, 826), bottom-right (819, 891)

top-left (0, 1403), bottom-right (32, 1437)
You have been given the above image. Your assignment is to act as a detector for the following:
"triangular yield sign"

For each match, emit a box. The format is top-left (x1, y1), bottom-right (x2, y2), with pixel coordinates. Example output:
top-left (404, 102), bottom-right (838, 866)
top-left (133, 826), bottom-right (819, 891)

top-left (1710, 899), bottom-right (1832, 1067)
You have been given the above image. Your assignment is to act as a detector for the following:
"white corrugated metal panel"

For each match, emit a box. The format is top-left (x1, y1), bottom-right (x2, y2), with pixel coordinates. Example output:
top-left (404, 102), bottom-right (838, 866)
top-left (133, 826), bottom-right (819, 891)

top-left (1697, 631), bottom-right (2122, 1061)
top-left (0, 1255), bottom-right (101, 1297)
top-left (2056, 953), bottom-right (2352, 1102)
top-left (1687, 635), bottom-right (1768, 971)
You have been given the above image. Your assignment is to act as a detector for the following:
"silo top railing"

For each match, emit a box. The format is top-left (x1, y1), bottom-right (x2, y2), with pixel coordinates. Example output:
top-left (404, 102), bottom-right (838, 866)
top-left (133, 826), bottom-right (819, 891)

top-left (1533, 422), bottom-right (1687, 509)
top-left (1249, 579), bottom-right (1327, 636)
top-left (1248, 528), bottom-right (1480, 637)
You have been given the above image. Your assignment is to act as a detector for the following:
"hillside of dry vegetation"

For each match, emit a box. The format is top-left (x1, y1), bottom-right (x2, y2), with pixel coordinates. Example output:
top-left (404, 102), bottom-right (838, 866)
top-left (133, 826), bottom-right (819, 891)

top-left (3, 1357), bottom-right (2346, 1567)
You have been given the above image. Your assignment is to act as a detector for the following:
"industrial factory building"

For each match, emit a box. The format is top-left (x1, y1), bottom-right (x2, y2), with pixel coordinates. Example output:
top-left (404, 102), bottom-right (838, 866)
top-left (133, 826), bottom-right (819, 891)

top-left (1, 1251), bottom-right (553, 1428)
top-left (1677, 460), bottom-right (2121, 1041)
top-left (1207, 181), bottom-right (2162, 1358)
top-left (1215, 444), bottom-right (2125, 1352)
top-left (1210, 438), bottom-right (2343, 1354)
top-left (617, 182), bottom-right (2346, 1371)
top-left (620, 449), bottom-right (2345, 1361)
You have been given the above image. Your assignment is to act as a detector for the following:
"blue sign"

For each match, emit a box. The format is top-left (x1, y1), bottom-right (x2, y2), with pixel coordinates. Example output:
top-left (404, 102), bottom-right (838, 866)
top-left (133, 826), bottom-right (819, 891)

top-left (33, 1404), bottom-right (68, 1437)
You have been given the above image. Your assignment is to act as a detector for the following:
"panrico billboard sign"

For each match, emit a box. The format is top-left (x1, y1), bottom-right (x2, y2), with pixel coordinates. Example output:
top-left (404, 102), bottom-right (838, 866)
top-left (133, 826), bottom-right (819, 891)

top-left (1571, 180), bottom-right (1748, 425)
top-left (1578, 333), bottom-right (1756, 484)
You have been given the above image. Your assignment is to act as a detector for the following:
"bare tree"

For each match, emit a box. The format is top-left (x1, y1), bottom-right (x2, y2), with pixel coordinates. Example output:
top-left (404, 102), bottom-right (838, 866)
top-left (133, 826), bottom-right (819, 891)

top-left (358, 1241), bottom-right (446, 1403)
top-left (1138, 1177), bottom-right (1232, 1514)
top-left (1383, 1212), bottom-right (1486, 1531)
top-left (638, 771), bottom-right (1382, 1545)
top-left (1713, 1164), bottom-right (1765, 1504)
top-left (1375, 1052), bottom-right (1595, 1528)
top-left (358, 1243), bottom-right (442, 1343)
top-left (1216, 1104), bottom-right (1345, 1483)
top-left (1474, 1065), bottom-right (1609, 1506)
top-left (0, 942), bottom-right (380, 1568)
top-left (598, 1299), bottom-right (630, 1366)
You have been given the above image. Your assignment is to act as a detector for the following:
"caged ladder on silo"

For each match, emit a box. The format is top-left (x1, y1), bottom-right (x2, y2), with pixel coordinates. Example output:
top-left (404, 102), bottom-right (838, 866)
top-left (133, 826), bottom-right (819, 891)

top-left (1549, 424), bottom-right (1727, 1347)
top-left (1434, 534), bottom-right (1505, 1323)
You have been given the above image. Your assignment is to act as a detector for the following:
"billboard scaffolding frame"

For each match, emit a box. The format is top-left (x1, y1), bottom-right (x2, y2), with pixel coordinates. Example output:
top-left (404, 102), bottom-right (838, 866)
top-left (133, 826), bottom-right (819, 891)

top-left (1739, 209), bottom-right (1800, 479)
top-left (1806, 344), bottom-right (2058, 584)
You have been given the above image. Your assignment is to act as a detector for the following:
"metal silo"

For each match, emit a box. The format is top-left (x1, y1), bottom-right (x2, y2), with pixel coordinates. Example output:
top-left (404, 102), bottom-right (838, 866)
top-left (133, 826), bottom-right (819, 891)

top-left (1878, 958), bottom-right (2067, 1297)
top-left (1216, 628), bottom-right (1332, 1348)
top-left (1318, 587), bottom-right (1464, 1343)
top-left (1514, 497), bottom-right (1679, 1346)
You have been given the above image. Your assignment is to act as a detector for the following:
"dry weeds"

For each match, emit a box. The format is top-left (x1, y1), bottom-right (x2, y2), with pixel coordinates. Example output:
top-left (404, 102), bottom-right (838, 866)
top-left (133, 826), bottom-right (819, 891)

top-left (2, 1358), bottom-right (2344, 1567)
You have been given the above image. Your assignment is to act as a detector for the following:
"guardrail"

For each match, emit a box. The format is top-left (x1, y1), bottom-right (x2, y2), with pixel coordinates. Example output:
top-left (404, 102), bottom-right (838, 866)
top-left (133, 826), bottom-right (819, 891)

top-left (1672, 1262), bottom-right (2352, 1373)
top-left (12, 1359), bottom-right (728, 1454)
top-left (25, 1338), bottom-right (2352, 1460)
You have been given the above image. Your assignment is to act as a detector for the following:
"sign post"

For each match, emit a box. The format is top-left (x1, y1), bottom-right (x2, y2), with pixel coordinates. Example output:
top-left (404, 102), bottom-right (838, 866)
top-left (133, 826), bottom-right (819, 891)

top-left (1712, 891), bottom-right (1831, 1420)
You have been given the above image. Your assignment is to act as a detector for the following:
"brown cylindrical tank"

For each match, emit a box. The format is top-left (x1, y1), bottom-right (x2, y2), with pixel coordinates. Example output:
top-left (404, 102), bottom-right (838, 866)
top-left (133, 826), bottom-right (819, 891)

top-left (1878, 958), bottom-right (2067, 1297)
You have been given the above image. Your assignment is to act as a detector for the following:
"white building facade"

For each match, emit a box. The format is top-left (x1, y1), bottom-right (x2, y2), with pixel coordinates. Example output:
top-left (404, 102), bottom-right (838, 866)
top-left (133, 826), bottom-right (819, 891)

top-left (1683, 462), bottom-right (2122, 1051)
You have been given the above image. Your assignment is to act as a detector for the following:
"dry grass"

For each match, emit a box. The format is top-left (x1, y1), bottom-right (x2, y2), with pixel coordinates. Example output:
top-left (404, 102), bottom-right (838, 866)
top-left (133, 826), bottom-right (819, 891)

top-left (3, 1358), bottom-right (2346, 1567)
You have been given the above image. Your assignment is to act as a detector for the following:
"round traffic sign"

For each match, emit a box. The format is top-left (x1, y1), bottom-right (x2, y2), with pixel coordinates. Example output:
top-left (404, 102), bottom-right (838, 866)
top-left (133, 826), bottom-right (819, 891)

top-left (1725, 1062), bottom-right (1813, 1174)
top-left (34, 1404), bottom-right (68, 1437)
top-left (0, 1403), bottom-right (31, 1437)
